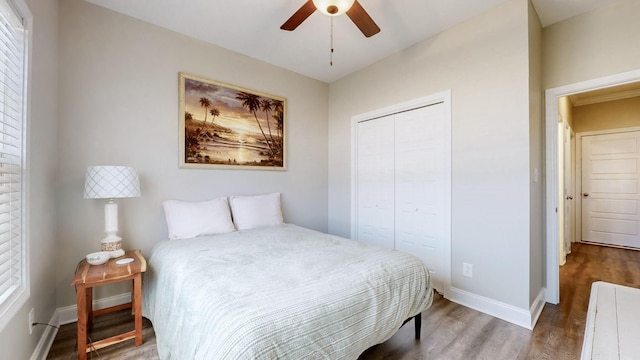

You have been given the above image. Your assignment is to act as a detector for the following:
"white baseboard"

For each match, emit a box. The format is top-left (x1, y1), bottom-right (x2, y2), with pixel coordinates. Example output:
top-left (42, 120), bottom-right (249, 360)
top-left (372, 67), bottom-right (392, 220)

top-left (529, 288), bottom-right (546, 329)
top-left (30, 311), bottom-right (59, 360)
top-left (57, 292), bottom-right (132, 325)
top-left (448, 287), bottom-right (545, 330)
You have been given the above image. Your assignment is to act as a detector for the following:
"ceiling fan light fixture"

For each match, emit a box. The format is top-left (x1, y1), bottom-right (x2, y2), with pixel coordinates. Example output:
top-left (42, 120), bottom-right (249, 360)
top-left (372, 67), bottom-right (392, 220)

top-left (312, 0), bottom-right (356, 16)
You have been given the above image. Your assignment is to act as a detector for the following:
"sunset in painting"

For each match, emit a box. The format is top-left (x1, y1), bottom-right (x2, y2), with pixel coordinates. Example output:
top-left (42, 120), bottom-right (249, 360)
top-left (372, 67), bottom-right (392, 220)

top-left (181, 74), bottom-right (285, 169)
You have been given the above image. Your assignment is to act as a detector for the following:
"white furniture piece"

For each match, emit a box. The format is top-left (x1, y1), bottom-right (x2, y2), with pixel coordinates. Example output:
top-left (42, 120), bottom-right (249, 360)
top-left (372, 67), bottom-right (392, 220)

top-left (581, 281), bottom-right (640, 360)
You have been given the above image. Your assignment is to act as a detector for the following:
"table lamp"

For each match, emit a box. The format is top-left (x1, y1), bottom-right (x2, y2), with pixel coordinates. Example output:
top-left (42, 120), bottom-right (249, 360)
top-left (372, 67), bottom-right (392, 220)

top-left (84, 166), bottom-right (141, 258)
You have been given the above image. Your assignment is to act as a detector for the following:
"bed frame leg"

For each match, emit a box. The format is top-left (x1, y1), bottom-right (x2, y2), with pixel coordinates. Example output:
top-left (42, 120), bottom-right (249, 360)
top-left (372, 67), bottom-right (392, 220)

top-left (414, 313), bottom-right (422, 340)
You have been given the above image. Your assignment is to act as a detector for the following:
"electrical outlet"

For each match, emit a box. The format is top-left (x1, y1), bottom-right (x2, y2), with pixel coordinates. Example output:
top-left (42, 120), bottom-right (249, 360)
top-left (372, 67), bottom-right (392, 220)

top-left (463, 263), bottom-right (473, 278)
top-left (28, 308), bottom-right (34, 335)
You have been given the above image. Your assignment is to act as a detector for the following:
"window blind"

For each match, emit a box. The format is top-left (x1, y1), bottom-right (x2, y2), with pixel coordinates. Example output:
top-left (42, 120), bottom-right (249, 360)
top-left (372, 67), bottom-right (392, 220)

top-left (0, 0), bottom-right (26, 309)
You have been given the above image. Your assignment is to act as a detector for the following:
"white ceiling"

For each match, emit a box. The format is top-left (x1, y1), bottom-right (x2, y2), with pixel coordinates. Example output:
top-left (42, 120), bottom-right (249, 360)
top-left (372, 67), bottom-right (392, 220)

top-left (84, 0), bottom-right (620, 83)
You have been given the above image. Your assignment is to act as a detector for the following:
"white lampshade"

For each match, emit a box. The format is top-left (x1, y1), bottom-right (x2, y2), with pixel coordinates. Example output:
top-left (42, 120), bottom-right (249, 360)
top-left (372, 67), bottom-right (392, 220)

top-left (313, 0), bottom-right (355, 16)
top-left (84, 166), bottom-right (141, 199)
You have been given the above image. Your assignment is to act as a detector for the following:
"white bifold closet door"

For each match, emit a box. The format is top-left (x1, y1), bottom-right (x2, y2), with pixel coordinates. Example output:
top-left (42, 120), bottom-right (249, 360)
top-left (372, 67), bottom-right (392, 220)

top-left (356, 115), bottom-right (395, 249)
top-left (356, 103), bottom-right (446, 291)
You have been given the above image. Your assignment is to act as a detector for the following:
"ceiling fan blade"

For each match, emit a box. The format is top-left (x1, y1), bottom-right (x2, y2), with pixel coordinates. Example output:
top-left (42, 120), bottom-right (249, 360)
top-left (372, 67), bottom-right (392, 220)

top-left (346, 0), bottom-right (380, 38)
top-left (281, 0), bottom-right (317, 31)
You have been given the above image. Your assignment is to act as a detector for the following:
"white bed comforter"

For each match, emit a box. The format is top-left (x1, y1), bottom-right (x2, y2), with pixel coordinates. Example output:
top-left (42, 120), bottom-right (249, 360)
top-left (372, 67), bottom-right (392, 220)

top-left (142, 224), bottom-right (433, 359)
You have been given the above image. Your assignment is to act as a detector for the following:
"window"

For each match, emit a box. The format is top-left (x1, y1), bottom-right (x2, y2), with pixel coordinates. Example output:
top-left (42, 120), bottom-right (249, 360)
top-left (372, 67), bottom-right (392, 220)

top-left (0, 0), bottom-right (28, 330)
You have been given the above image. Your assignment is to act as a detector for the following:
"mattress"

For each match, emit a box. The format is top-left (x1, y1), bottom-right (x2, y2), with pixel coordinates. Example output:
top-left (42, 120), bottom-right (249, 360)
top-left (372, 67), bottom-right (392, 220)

top-left (142, 224), bottom-right (433, 359)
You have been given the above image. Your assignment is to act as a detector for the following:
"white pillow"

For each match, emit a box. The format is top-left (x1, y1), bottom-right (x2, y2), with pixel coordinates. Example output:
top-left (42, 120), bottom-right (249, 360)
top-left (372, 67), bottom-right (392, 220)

top-left (229, 193), bottom-right (284, 230)
top-left (163, 197), bottom-right (235, 240)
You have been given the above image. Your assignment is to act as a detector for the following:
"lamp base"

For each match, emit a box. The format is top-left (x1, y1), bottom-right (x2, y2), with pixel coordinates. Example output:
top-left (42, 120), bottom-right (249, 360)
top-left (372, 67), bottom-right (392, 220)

top-left (102, 203), bottom-right (125, 258)
top-left (101, 237), bottom-right (124, 258)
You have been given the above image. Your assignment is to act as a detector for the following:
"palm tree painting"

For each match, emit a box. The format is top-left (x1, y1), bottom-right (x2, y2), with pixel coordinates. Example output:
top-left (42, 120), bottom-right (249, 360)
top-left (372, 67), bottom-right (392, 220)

top-left (179, 73), bottom-right (286, 170)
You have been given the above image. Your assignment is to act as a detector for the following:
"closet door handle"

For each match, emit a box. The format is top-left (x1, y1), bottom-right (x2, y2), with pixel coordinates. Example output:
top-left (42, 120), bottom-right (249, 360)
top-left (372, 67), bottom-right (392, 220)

top-left (583, 193), bottom-right (589, 197)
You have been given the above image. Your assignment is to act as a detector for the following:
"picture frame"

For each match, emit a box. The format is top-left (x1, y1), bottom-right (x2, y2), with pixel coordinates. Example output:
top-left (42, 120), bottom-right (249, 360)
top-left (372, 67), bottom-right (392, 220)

top-left (179, 73), bottom-right (286, 170)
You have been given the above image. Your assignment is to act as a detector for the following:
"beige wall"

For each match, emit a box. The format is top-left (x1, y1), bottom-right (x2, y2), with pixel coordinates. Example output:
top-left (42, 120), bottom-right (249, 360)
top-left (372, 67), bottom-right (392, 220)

top-left (328, 0), bottom-right (535, 310)
top-left (543, 0), bottom-right (640, 89)
top-left (56, 0), bottom-right (329, 308)
top-left (573, 96), bottom-right (640, 133)
top-left (0, 0), bottom-right (59, 358)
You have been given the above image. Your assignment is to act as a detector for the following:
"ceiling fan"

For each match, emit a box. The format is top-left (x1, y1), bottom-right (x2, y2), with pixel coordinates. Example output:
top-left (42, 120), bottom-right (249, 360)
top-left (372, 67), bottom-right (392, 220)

top-left (281, 0), bottom-right (381, 38)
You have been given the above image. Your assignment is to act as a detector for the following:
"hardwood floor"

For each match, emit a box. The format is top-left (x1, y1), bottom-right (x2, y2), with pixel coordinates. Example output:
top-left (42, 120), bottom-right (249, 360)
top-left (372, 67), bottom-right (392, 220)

top-left (46, 311), bottom-right (157, 360)
top-left (47, 243), bottom-right (640, 359)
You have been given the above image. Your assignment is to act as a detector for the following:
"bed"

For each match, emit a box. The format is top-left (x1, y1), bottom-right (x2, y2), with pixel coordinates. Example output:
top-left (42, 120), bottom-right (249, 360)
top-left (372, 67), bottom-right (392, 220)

top-left (142, 195), bottom-right (433, 359)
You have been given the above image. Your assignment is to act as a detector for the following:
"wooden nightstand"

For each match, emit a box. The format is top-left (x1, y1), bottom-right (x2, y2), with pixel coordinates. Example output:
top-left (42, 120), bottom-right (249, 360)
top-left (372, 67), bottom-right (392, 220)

top-left (70, 249), bottom-right (147, 360)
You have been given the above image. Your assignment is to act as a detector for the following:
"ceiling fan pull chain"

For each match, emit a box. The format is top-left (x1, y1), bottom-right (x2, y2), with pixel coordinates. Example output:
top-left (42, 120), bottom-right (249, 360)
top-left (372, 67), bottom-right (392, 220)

top-left (330, 16), bottom-right (334, 66)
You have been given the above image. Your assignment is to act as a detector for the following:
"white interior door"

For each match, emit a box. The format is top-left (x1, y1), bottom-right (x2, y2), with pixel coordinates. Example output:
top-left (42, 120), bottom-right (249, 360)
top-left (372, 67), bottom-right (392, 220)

top-left (356, 116), bottom-right (395, 249)
top-left (581, 131), bottom-right (640, 248)
top-left (394, 104), bottom-right (446, 291)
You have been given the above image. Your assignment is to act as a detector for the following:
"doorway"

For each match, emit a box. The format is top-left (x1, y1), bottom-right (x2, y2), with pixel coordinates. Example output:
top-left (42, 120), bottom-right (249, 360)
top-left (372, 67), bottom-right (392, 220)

top-left (545, 69), bottom-right (640, 304)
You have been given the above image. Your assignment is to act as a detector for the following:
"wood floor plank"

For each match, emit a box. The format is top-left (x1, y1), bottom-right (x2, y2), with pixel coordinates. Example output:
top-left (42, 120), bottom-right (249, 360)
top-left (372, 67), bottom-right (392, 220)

top-left (47, 243), bottom-right (640, 359)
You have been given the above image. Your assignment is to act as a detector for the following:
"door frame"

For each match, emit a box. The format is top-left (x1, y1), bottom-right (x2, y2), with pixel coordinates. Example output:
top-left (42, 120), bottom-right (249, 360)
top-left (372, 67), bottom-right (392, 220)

top-left (561, 121), bottom-right (574, 266)
top-left (545, 69), bottom-right (640, 304)
top-left (350, 90), bottom-right (452, 298)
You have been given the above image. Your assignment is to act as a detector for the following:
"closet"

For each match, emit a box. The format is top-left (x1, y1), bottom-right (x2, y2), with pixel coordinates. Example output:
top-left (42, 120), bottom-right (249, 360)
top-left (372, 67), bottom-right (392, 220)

top-left (352, 98), bottom-right (450, 292)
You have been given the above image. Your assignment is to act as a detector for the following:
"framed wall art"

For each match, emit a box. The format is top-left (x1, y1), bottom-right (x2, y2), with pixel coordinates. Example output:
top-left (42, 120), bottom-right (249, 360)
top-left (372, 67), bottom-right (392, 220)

top-left (179, 73), bottom-right (286, 170)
